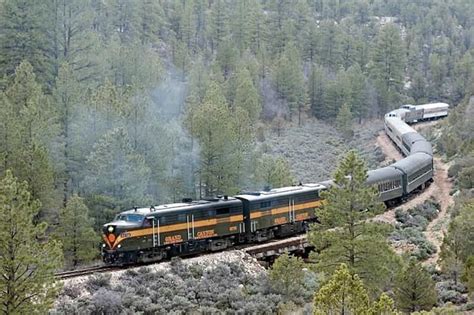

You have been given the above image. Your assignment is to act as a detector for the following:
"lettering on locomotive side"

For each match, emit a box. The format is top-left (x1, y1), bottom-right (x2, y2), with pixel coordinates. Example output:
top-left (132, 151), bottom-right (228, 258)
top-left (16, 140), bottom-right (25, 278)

top-left (229, 226), bottom-right (238, 232)
top-left (274, 217), bottom-right (288, 225)
top-left (296, 212), bottom-right (309, 221)
top-left (196, 229), bottom-right (216, 239)
top-left (164, 235), bottom-right (183, 244)
top-left (120, 232), bottom-right (131, 238)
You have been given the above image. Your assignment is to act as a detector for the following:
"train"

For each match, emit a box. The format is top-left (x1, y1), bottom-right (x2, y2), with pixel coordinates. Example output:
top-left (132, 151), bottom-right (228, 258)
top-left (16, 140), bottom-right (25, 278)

top-left (101, 102), bottom-right (449, 265)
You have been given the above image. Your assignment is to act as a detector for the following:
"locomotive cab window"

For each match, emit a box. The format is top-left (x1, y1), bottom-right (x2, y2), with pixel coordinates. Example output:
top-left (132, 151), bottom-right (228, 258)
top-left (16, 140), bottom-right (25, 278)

top-left (143, 217), bottom-right (154, 227)
top-left (115, 213), bottom-right (144, 223)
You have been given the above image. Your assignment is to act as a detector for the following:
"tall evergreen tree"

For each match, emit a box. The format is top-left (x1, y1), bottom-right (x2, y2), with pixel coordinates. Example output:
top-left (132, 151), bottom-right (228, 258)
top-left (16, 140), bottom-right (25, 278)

top-left (272, 45), bottom-right (307, 125)
top-left (233, 67), bottom-right (261, 124)
top-left (2, 61), bottom-right (57, 221)
top-left (56, 195), bottom-right (98, 268)
top-left (308, 64), bottom-right (326, 119)
top-left (208, 0), bottom-right (229, 53)
top-left (336, 103), bottom-right (354, 139)
top-left (137, 0), bottom-right (164, 45)
top-left (53, 63), bottom-right (83, 207)
top-left (462, 255), bottom-right (474, 298)
top-left (84, 127), bottom-right (151, 226)
top-left (269, 253), bottom-right (306, 300)
top-left (394, 259), bottom-right (437, 313)
top-left (313, 263), bottom-right (396, 315)
top-left (440, 202), bottom-right (474, 283)
top-left (308, 151), bottom-right (400, 294)
top-left (344, 64), bottom-right (367, 123)
top-left (188, 81), bottom-right (239, 196)
top-left (44, 0), bottom-right (100, 84)
top-left (370, 24), bottom-right (405, 114)
top-left (255, 155), bottom-right (294, 189)
top-left (318, 21), bottom-right (344, 70)
top-left (0, 171), bottom-right (62, 314)
top-left (0, 0), bottom-right (52, 87)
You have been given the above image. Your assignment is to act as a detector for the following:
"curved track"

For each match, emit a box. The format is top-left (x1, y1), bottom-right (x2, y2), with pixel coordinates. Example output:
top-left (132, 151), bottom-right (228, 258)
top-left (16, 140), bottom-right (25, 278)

top-left (58, 106), bottom-right (448, 279)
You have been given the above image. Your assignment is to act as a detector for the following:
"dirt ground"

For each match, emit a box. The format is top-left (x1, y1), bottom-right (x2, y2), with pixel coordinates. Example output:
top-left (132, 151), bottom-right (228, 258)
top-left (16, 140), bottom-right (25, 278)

top-left (373, 122), bottom-right (454, 267)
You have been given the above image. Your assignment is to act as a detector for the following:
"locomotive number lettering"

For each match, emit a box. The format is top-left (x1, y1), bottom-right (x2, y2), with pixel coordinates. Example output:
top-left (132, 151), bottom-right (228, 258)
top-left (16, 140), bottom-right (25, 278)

top-left (296, 212), bottom-right (309, 221)
top-left (229, 226), bottom-right (238, 232)
top-left (274, 217), bottom-right (288, 225)
top-left (164, 235), bottom-right (183, 244)
top-left (196, 230), bottom-right (216, 238)
top-left (120, 232), bottom-right (131, 238)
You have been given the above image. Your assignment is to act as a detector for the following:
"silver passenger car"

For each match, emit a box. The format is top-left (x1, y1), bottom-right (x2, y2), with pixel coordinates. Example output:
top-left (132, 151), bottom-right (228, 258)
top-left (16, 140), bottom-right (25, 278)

top-left (391, 152), bottom-right (433, 194)
top-left (367, 167), bottom-right (404, 202)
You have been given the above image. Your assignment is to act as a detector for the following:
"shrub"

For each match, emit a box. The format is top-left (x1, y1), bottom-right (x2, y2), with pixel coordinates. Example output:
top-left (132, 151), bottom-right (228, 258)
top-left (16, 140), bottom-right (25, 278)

top-left (62, 283), bottom-right (82, 299)
top-left (414, 241), bottom-right (437, 260)
top-left (437, 289), bottom-right (467, 305)
top-left (409, 200), bottom-right (439, 222)
top-left (395, 209), bottom-right (410, 225)
top-left (390, 226), bottom-right (437, 260)
top-left (90, 288), bottom-right (122, 314)
top-left (86, 273), bottom-right (111, 292)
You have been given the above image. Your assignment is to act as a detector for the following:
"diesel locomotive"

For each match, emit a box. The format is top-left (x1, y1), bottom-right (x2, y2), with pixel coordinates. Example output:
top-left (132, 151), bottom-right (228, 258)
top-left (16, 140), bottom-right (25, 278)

top-left (102, 103), bottom-right (449, 265)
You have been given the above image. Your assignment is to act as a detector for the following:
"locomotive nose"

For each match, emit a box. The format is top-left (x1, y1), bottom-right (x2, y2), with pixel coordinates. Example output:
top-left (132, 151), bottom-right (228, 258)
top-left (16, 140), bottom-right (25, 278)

top-left (102, 224), bottom-right (117, 248)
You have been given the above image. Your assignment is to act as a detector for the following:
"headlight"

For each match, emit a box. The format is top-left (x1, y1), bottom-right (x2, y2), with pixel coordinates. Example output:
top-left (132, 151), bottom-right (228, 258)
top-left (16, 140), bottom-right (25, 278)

top-left (107, 226), bottom-right (114, 233)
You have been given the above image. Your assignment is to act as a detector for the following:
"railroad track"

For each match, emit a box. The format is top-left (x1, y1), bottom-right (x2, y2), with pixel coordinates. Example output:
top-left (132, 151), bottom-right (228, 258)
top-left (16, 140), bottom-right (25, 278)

top-left (54, 183), bottom-right (433, 280)
top-left (55, 265), bottom-right (121, 280)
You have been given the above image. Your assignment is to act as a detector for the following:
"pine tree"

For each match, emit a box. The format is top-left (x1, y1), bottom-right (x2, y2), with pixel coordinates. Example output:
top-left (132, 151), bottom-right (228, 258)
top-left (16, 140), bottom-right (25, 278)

top-left (106, 36), bottom-right (163, 90)
top-left (265, 0), bottom-right (292, 56)
top-left (313, 263), bottom-right (371, 314)
top-left (336, 103), bottom-right (354, 139)
top-left (0, 1), bottom-right (52, 87)
top-left (233, 67), bottom-right (261, 124)
top-left (440, 202), bottom-right (474, 283)
top-left (314, 264), bottom-right (397, 315)
top-left (344, 64), bottom-right (367, 123)
top-left (137, 0), bottom-right (164, 45)
top-left (109, 0), bottom-right (139, 44)
top-left (323, 76), bottom-right (345, 120)
top-left (2, 61), bottom-right (57, 221)
top-left (174, 39), bottom-right (192, 80)
top-left (188, 81), bottom-right (238, 196)
top-left (308, 150), bottom-right (400, 294)
top-left (84, 127), bottom-right (151, 226)
top-left (370, 24), bottom-right (405, 114)
top-left (394, 259), bottom-right (437, 313)
top-left (440, 222), bottom-right (465, 285)
top-left (208, 0), bottom-right (229, 53)
top-left (308, 64), bottom-right (326, 119)
top-left (44, 0), bottom-right (100, 84)
top-left (246, 0), bottom-right (266, 54)
top-left (53, 63), bottom-right (83, 207)
top-left (462, 256), bottom-right (474, 298)
top-left (269, 253), bottom-right (306, 300)
top-left (272, 45), bottom-right (307, 125)
top-left (0, 171), bottom-right (62, 314)
top-left (56, 195), bottom-right (98, 268)
top-left (371, 293), bottom-right (397, 315)
top-left (318, 21), bottom-right (344, 70)
top-left (255, 155), bottom-right (294, 189)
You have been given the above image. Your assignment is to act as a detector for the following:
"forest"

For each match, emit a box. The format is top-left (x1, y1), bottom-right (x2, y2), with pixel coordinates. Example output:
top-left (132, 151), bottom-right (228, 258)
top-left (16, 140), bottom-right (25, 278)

top-left (0, 0), bottom-right (473, 313)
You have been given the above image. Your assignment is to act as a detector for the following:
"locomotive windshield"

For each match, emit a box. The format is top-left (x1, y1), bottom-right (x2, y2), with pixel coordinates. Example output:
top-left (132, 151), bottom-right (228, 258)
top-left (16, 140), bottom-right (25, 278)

top-left (114, 213), bottom-right (144, 223)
